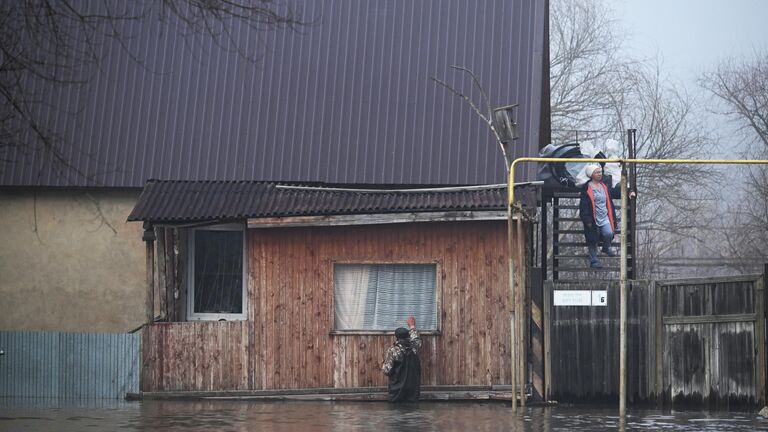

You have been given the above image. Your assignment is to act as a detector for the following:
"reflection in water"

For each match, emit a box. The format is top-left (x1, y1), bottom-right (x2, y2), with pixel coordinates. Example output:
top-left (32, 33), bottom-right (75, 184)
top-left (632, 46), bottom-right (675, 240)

top-left (1, 399), bottom-right (768, 431)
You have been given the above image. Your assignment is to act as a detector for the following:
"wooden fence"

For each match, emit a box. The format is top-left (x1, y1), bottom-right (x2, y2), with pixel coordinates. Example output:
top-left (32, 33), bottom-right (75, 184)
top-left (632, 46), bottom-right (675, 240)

top-left (657, 275), bottom-right (765, 408)
top-left (546, 273), bottom-right (766, 408)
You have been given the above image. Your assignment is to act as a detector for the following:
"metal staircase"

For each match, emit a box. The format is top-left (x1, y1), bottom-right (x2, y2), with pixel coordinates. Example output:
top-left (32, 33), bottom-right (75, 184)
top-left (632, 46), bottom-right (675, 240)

top-left (550, 190), bottom-right (635, 281)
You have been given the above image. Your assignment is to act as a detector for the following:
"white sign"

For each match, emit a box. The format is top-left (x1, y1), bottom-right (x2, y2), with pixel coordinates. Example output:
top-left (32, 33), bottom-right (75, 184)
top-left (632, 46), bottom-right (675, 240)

top-left (553, 290), bottom-right (608, 307)
top-left (591, 290), bottom-right (607, 306)
top-left (553, 290), bottom-right (591, 306)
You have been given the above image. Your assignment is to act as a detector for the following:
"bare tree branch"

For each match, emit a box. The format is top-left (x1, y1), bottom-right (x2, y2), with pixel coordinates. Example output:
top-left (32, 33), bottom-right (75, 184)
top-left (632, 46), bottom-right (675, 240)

top-left (430, 73), bottom-right (511, 168)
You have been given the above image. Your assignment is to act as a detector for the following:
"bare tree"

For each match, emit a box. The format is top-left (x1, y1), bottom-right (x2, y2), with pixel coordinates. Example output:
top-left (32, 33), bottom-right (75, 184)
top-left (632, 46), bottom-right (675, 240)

top-left (0, 0), bottom-right (303, 180)
top-left (550, 0), bottom-right (716, 278)
top-left (701, 53), bottom-right (768, 270)
top-left (550, 0), bottom-right (626, 144)
top-left (701, 54), bottom-right (768, 147)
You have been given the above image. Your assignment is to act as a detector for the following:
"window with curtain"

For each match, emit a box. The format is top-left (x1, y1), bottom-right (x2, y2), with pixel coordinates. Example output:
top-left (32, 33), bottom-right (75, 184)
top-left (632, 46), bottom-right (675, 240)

top-left (333, 263), bottom-right (437, 331)
top-left (187, 224), bottom-right (246, 320)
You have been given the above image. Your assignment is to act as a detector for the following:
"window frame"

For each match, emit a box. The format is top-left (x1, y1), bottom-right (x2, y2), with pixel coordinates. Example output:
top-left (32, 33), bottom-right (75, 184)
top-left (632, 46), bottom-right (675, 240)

top-left (330, 260), bottom-right (441, 335)
top-left (186, 223), bottom-right (248, 321)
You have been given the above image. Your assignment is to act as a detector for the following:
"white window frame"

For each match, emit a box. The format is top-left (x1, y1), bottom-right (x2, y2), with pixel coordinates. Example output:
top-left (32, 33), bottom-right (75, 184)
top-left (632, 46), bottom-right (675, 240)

top-left (331, 261), bottom-right (441, 334)
top-left (186, 223), bottom-right (247, 321)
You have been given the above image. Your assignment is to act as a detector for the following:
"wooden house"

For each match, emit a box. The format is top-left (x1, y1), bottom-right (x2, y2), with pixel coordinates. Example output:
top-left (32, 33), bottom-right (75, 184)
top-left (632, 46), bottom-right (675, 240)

top-left (129, 181), bottom-right (540, 393)
top-left (0, 0), bottom-right (549, 397)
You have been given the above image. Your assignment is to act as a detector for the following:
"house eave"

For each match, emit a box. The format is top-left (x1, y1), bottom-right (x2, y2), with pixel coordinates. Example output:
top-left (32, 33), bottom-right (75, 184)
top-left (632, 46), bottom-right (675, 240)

top-left (247, 210), bottom-right (511, 228)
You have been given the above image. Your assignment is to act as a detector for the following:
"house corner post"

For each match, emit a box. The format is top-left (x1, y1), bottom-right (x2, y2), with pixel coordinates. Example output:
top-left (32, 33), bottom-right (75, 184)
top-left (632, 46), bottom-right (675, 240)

top-left (143, 222), bottom-right (156, 324)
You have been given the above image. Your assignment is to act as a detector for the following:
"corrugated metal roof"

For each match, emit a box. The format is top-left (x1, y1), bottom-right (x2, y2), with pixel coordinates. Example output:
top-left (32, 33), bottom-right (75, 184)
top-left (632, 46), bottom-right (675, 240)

top-left (2, 0), bottom-right (548, 188)
top-left (127, 180), bottom-right (508, 222)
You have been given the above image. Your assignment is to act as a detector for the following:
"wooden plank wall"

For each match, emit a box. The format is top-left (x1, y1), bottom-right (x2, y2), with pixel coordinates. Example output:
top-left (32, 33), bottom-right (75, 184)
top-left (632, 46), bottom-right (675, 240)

top-left (141, 221), bottom-right (522, 392)
top-left (548, 275), bottom-right (765, 408)
top-left (141, 321), bottom-right (250, 391)
top-left (249, 221), bottom-right (516, 390)
top-left (548, 280), bottom-right (655, 403)
top-left (662, 322), bottom-right (755, 408)
top-left (659, 277), bottom-right (763, 408)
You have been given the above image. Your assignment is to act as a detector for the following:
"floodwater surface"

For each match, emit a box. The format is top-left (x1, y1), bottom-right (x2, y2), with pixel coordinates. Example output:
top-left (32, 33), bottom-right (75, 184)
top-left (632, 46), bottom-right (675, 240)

top-left (1, 399), bottom-right (767, 431)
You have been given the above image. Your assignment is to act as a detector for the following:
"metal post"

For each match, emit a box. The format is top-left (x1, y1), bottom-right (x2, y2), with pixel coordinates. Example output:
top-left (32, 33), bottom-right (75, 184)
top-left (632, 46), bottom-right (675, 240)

top-left (627, 129), bottom-right (637, 279)
top-left (510, 313), bottom-right (517, 410)
top-left (541, 200), bottom-right (548, 280)
top-left (619, 166), bottom-right (628, 416)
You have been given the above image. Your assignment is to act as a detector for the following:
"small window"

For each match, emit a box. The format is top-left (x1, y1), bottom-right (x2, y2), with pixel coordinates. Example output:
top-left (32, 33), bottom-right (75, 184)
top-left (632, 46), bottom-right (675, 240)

top-left (187, 224), bottom-right (246, 320)
top-left (333, 263), bottom-right (438, 331)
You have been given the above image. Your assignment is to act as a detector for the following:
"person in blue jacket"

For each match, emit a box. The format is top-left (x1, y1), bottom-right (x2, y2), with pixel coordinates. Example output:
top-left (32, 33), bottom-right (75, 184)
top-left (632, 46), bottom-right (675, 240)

top-left (579, 164), bottom-right (634, 268)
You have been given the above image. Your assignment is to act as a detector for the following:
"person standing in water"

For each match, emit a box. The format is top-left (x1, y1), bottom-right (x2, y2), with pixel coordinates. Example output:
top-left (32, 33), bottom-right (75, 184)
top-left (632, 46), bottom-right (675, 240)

top-left (382, 316), bottom-right (422, 402)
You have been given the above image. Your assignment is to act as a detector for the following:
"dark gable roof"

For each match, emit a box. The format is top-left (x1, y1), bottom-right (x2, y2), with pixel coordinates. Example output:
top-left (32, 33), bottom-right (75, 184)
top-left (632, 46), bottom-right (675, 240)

top-left (2, 0), bottom-right (548, 188)
top-left (128, 180), bottom-right (507, 223)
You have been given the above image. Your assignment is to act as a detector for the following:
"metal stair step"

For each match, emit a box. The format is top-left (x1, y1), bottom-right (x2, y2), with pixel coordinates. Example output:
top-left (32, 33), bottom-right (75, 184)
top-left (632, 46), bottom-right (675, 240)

top-left (554, 229), bottom-right (624, 235)
top-left (556, 266), bottom-right (621, 272)
top-left (556, 242), bottom-right (623, 247)
top-left (553, 204), bottom-right (623, 210)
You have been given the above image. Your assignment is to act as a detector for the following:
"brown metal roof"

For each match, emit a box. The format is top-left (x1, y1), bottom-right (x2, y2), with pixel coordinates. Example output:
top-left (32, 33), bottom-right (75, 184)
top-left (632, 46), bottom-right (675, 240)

top-left (127, 180), bottom-right (508, 223)
top-left (2, 0), bottom-right (548, 188)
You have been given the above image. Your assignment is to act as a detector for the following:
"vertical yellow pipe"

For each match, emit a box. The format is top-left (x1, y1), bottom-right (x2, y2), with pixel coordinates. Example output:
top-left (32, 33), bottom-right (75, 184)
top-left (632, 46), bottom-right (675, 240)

top-left (619, 167), bottom-right (628, 416)
top-left (517, 215), bottom-right (526, 407)
top-left (508, 201), bottom-right (517, 412)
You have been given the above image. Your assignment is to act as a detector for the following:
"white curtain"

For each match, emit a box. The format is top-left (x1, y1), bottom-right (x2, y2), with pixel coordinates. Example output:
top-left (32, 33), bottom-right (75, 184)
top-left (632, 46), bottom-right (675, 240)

top-left (333, 264), bottom-right (369, 330)
top-left (334, 264), bottom-right (437, 331)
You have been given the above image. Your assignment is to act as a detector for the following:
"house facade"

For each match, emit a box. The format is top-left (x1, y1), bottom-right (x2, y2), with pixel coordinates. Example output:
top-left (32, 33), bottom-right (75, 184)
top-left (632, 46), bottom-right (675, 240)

top-left (127, 181), bottom-right (538, 392)
top-left (0, 0), bottom-right (549, 397)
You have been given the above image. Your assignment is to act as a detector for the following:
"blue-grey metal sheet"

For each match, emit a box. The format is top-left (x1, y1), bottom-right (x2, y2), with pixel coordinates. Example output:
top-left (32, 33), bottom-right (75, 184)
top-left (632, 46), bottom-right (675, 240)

top-left (0, 331), bottom-right (140, 400)
top-left (0, 0), bottom-right (547, 188)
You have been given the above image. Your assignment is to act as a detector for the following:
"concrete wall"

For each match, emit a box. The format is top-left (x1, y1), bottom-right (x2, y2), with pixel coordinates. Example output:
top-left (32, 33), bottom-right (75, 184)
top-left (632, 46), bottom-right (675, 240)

top-left (0, 189), bottom-right (146, 332)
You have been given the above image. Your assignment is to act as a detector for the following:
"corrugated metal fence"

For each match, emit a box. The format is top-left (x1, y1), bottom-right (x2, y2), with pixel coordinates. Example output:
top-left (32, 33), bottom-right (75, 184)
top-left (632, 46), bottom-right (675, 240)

top-left (0, 331), bottom-right (140, 399)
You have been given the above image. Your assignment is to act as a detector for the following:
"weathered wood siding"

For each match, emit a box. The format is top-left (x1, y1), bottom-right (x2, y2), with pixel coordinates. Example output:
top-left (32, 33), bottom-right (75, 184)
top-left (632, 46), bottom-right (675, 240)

top-left (141, 321), bottom-right (251, 391)
top-left (142, 221), bottom-right (522, 392)
top-left (548, 275), bottom-right (766, 408)
top-left (659, 276), bottom-right (765, 408)
top-left (548, 280), bottom-right (655, 403)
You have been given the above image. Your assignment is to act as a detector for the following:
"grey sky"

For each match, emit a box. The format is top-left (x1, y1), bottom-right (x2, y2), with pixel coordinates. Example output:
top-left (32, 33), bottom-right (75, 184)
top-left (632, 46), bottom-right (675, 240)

top-left (616, 0), bottom-right (768, 84)
top-left (614, 0), bottom-right (768, 157)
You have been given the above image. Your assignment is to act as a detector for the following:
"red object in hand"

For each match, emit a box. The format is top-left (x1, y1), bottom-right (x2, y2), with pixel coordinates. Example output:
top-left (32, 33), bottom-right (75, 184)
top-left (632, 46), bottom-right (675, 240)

top-left (407, 316), bottom-right (416, 329)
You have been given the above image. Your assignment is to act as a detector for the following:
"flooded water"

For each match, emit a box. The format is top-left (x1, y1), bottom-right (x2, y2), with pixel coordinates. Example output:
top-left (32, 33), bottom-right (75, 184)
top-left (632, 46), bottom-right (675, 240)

top-left (1, 399), bottom-right (768, 431)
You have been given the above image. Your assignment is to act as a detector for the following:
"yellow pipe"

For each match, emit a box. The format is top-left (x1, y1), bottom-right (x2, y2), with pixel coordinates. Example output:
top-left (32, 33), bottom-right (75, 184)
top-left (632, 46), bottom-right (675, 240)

top-left (508, 157), bottom-right (768, 207)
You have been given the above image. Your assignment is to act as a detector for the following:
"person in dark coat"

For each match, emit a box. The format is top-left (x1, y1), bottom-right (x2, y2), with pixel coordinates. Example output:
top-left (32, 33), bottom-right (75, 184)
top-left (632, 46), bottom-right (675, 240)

top-left (579, 164), bottom-right (634, 268)
top-left (381, 316), bottom-right (422, 402)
